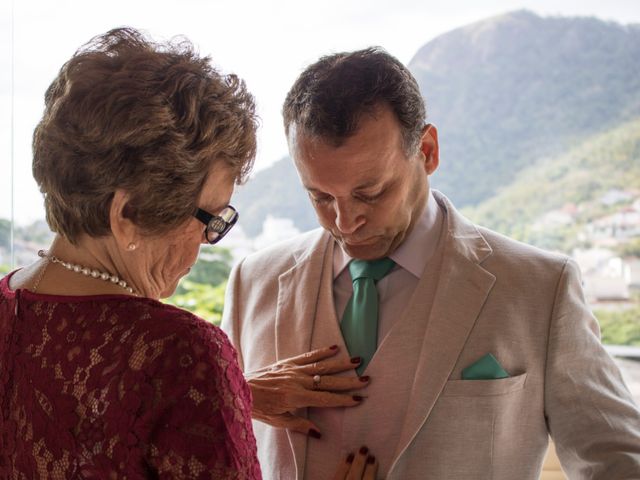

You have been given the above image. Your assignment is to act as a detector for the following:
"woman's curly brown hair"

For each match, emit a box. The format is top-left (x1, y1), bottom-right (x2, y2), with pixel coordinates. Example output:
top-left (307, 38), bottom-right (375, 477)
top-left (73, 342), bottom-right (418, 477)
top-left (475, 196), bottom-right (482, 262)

top-left (32, 27), bottom-right (258, 244)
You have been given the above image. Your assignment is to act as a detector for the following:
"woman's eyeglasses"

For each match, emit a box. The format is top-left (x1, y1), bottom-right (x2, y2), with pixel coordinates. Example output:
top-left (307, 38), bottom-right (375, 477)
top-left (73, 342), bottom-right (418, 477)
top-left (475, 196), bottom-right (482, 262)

top-left (193, 205), bottom-right (239, 244)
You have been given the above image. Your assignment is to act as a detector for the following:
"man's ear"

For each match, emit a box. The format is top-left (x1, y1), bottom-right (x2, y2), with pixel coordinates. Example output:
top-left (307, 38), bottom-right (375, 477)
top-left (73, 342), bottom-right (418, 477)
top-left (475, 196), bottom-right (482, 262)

top-left (419, 124), bottom-right (440, 175)
top-left (109, 189), bottom-right (139, 251)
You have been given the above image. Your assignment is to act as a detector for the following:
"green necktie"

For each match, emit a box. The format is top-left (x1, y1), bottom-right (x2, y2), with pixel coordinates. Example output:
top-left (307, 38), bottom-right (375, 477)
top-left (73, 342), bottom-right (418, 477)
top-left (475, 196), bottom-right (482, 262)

top-left (340, 257), bottom-right (396, 375)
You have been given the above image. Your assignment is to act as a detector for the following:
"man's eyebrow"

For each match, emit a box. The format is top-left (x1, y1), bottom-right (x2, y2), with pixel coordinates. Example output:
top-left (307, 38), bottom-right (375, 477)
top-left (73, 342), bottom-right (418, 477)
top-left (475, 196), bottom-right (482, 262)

top-left (353, 179), bottom-right (381, 190)
top-left (304, 179), bottom-right (387, 194)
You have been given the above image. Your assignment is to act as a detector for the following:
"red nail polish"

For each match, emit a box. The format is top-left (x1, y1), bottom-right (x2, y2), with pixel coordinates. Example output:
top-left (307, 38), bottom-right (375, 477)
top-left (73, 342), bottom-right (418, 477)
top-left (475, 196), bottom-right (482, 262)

top-left (367, 455), bottom-right (376, 464)
top-left (353, 395), bottom-right (364, 402)
top-left (308, 429), bottom-right (322, 439)
top-left (359, 376), bottom-right (370, 382)
top-left (359, 446), bottom-right (369, 455)
top-left (346, 453), bottom-right (355, 463)
top-left (350, 356), bottom-right (362, 364)
top-left (329, 344), bottom-right (338, 350)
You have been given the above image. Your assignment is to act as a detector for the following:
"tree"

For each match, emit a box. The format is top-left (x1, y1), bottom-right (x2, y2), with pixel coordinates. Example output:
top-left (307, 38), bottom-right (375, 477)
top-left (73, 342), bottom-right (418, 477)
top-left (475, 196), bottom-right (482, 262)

top-left (617, 239), bottom-right (640, 259)
top-left (164, 247), bottom-right (235, 324)
top-left (595, 306), bottom-right (640, 346)
top-left (165, 280), bottom-right (228, 326)
top-left (181, 247), bottom-right (233, 287)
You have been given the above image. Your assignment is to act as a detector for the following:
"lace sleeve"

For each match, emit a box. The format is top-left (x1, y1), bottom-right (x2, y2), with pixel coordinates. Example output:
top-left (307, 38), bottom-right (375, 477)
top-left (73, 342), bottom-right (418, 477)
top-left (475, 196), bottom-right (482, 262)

top-left (144, 317), bottom-right (260, 479)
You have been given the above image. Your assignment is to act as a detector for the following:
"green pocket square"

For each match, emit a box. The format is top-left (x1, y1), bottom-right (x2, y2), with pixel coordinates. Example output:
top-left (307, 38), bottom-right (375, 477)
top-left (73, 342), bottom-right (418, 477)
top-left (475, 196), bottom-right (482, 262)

top-left (462, 353), bottom-right (510, 380)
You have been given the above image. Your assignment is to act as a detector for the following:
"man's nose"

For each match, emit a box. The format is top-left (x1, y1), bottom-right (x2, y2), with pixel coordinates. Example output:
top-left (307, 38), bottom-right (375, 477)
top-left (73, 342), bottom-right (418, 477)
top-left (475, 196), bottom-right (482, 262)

top-left (334, 199), bottom-right (365, 235)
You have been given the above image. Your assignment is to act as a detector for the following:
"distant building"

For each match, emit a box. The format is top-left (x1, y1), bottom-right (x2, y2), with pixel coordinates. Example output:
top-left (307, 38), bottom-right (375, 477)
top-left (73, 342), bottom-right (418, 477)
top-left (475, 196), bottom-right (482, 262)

top-left (573, 247), bottom-right (617, 274)
top-left (600, 188), bottom-right (635, 207)
top-left (531, 203), bottom-right (578, 231)
top-left (586, 207), bottom-right (640, 242)
top-left (583, 275), bottom-right (630, 302)
top-left (573, 248), bottom-right (632, 303)
top-left (221, 225), bottom-right (255, 265)
top-left (626, 258), bottom-right (640, 290)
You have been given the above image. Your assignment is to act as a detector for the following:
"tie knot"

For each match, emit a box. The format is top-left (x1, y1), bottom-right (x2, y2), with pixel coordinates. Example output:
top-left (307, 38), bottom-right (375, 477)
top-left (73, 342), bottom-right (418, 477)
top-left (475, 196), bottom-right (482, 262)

top-left (348, 257), bottom-right (396, 283)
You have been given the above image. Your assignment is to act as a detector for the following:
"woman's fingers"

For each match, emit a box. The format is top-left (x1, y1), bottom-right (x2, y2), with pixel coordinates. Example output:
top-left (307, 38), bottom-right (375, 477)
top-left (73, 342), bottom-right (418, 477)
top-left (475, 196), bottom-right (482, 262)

top-left (307, 373), bottom-right (370, 392)
top-left (296, 354), bottom-right (363, 375)
top-left (246, 346), bottom-right (371, 430)
top-left (249, 376), bottom-right (365, 418)
top-left (363, 455), bottom-right (378, 480)
top-left (262, 385), bottom-right (365, 411)
top-left (332, 453), bottom-right (354, 480)
top-left (285, 345), bottom-right (341, 366)
top-left (252, 411), bottom-right (322, 436)
top-left (288, 389), bottom-right (365, 409)
top-left (283, 345), bottom-right (364, 376)
top-left (333, 448), bottom-right (379, 480)
top-left (346, 447), bottom-right (369, 480)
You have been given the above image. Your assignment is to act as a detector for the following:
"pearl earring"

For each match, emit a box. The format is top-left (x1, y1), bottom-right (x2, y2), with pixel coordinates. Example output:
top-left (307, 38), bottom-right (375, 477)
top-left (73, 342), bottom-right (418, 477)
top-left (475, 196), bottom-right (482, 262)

top-left (127, 242), bottom-right (137, 251)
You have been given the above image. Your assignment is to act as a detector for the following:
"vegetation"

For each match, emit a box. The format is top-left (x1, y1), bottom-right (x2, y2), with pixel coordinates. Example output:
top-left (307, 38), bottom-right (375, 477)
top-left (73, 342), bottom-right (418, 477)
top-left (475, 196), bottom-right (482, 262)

top-left (597, 306), bottom-right (640, 347)
top-left (233, 156), bottom-right (317, 236)
top-left (163, 246), bottom-right (234, 325)
top-left (181, 248), bottom-right (233, 287)
top-left (411, 10), bottom-right (640, 208)
top-left (165, 280), bottom-right (228, 326)
top-left (0, 218), bottom-right (232, 325)
top-left (617, 238), bottom-right (640, 259)
top-left (463, 118), bottom-right (640, 250)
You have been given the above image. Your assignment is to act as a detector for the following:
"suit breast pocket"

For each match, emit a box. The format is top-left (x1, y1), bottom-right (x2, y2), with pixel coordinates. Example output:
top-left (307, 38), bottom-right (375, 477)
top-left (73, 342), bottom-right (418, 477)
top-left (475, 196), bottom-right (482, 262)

top-left (405, 373), bottom-right (529, 480)
top-left (441, 372), bottom-right (527, 397)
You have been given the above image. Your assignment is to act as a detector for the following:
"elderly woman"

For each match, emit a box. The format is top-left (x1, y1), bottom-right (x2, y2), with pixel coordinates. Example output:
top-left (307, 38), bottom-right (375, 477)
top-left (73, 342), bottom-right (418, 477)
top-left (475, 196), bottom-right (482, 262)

top-left (0, 27), bottom-right (260, 478)
top-left (0, 28), bottom-right (377, 479)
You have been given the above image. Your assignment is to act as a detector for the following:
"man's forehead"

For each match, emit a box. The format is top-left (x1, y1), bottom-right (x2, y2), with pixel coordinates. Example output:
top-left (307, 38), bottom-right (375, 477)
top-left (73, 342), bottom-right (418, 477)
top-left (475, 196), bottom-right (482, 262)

top-left (290, 123), bottom-right (400, 158)
top-left (287, 124), bottom-right (343, 151)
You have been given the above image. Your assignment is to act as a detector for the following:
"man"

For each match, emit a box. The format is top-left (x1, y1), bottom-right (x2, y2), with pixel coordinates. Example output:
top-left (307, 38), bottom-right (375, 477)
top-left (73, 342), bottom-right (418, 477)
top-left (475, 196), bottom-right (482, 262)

top-left (221, 48), bottom-right (640, 479)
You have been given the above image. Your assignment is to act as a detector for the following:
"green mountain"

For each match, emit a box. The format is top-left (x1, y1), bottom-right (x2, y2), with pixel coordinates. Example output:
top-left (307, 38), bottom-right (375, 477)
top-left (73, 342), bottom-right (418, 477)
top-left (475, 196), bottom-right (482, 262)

top-left (233, 157), bottom-right (316, 236)
top-left (411, 9), bottom-right (640, 207)
top-left (463, 117), bottom-right (640, 251)
top-left (233, 10), bottom-right (640, 236)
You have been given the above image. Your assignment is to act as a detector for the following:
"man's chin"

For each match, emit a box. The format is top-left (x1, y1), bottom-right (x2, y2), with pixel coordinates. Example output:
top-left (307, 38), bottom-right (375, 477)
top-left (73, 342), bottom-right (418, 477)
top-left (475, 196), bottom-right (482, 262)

top-left (340, 239), bottom-right (390, 260)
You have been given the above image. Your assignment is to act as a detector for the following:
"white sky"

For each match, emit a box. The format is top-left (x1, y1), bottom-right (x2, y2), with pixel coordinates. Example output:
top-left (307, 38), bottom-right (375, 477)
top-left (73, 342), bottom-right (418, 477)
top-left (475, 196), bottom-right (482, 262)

top-left (1, 0), bottom-right (639, 224)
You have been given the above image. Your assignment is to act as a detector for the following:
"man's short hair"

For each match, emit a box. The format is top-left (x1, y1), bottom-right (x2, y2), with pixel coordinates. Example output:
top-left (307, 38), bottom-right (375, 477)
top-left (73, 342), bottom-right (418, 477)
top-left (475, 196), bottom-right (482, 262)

top-left (282, 47), bottom-right (426, 155)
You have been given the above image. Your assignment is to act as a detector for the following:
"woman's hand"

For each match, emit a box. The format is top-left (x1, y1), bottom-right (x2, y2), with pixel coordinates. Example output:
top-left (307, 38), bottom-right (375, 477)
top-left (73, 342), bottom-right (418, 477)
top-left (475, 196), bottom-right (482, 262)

top-left (333, 447), bottom-right (379, 480)
top-left (246, 345), bottom-right (370, 435)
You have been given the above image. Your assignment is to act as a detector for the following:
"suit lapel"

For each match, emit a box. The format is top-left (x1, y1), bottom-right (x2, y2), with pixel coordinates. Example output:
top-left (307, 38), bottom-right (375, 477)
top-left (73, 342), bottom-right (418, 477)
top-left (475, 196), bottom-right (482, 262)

top-left (390, 193), bottom-right (496, 472)
top-left (275, 230), bottom-right (332, 479)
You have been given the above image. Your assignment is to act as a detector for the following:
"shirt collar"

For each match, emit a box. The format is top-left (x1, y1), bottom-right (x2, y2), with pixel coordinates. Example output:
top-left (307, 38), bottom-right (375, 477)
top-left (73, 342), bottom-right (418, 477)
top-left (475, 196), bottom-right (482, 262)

top-left (333, 190), bottom-right (444, 279)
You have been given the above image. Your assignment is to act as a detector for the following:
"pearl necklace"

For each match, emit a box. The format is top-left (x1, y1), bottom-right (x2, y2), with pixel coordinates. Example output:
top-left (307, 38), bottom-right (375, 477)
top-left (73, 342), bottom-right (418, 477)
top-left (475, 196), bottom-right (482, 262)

top-left (37, 250), bottom-right (138, 296)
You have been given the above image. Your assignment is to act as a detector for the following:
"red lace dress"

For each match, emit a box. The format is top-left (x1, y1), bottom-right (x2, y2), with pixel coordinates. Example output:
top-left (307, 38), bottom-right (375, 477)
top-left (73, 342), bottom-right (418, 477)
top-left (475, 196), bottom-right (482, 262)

top-left (0, 271), bottom-right (261, 479)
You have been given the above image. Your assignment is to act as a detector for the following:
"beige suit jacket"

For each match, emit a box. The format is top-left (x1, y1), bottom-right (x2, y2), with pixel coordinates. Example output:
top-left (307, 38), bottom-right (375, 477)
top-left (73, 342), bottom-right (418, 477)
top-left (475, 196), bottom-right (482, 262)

top-left (221, 192), bottom-right (640, 479)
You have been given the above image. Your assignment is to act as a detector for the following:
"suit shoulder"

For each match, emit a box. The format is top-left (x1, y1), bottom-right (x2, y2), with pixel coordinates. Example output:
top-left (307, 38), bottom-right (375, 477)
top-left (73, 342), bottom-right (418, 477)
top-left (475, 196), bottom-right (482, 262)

top-left (237, 228), bottom-right (327, 272)
top-left (477, 225), bottom-right (570, 273)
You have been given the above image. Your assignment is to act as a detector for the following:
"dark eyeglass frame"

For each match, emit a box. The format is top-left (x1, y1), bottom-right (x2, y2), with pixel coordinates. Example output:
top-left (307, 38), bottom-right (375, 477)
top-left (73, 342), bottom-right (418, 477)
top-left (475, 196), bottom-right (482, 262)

top-left (193, 205), bottom-right (239, 244)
